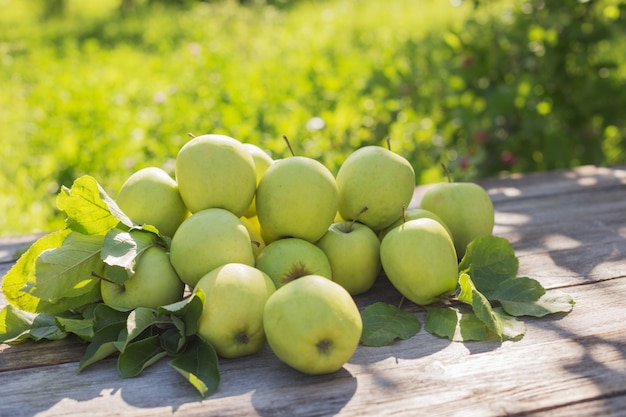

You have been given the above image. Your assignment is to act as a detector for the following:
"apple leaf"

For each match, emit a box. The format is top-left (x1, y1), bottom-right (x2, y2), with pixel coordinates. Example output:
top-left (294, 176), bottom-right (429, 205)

top-left (56, 175), bottom-right (133, 236)
top-left (101, 229), bottom-right (159, 285)
top-left (115, 307), bottom-right (170, 353)
top-left (55, 314), bottom-right (96, 342)
top-left (160, 325), bottom-right (187, 355)
top-left (486, 276), bottom-right (574, 317)
top-left (458, 236), bottom-right (519, 295)
top-left (117, 335), bottom-right (168, 378)
top-left (159, 291), bottom-right (205, 337)
top-left (1, 229), bottom-right (71, 313)
top-left (169, 338), bottom-right (221, 398)
top-left (0, 305), bottom-right (68, 344)
top-left (25, 232), bottom-right (105, 305)
top-left (360, 302), bottom-right (422, 347)
top-left (488, 277), bottom-right (546, 302)
top-left (472, 290), bottom-right (525, 341)
top-left (499, 290), bottom-right (575, 317)
top-left (456, 272), bottom-right (474, 305)
top-left (424, 307), bottom-right (490, 342)
top-left (77, 321), bottom-right (126, 373)
top-left (456, 273), bottom-right (525, 341)
top-left (93, 303), bottom-right (131, 332)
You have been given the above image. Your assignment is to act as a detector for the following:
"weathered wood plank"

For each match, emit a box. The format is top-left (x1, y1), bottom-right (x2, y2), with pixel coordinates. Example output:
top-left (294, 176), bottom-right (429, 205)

top-left (1, 165), bottom-right (625, 417)
top-left (1, 277), bottom-right (624, 417)
top-left (0, 337), bottom-right (87, 372)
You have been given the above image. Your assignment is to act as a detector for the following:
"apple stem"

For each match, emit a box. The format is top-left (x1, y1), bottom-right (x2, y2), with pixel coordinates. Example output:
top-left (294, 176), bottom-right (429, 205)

top-left (282, 135), bottom-right (296, 157)
top-left (251, 240), bottom-right (261, 248)
top-left (441, 163), bottom-right (453, 183)
top-left (397, 296), bottom-right (405, 310)
top-left (91, 271), bottom-right (118, 285)
top-left (385, 136), bottom-right (392, 151)
top-left (347, 206), bottom-right (369, 232)
top-left (401, 206), bottom-right (407, 223)
top-left (188, 132), bottom-right (196, 139)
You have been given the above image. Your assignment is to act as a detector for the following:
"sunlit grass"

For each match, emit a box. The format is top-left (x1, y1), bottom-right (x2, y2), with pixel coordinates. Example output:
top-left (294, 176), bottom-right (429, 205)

top-left (1, 0), bottom-right (624, 236)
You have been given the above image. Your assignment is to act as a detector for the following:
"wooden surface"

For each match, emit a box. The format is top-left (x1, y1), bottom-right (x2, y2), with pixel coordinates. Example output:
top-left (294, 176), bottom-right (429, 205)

top-left (1, 164), bottom-right (626, 417)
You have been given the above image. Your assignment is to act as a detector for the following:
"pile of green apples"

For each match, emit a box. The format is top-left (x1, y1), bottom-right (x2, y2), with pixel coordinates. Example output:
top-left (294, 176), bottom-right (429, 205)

top-left (104, 133), bottom-right (495, 375)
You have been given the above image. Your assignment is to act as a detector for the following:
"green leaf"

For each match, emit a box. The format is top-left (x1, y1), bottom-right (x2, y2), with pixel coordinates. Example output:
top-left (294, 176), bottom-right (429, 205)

top-left (169, 338), bottom-right (220, 397)
top-left (117, 335), bottom-right (168, 378)
top-left (55, 315), bottom-right (95, 342)
top-left (360, 302), bottom-right (422, 347)
top-left (424, 307), bottom-right (490, 342)
top-left (26, 232), bottom-right (105, 305)
top-left (500, 290), bottom-right (575, 317)
top-left (159, 292), bottom-right (205, 337)
top-left (1, 229), bottom-right (71, 313)
top-left (472, 289), bottom-right (525, 341)
top-left (492, 307), bottom-right (526, 340)
top-left (77, 321), bottom-right (126, 373)
top-left (0, 305), bottom-right (68, 344)
top-left (160, 325), bottom-right (187, 355)
top-left (458, 236), bottom-right (519, 295)
top-left (116, 307), bottom-right (170, 353)
top-left (93, 303), bottom-right (131, 332)
top-left (457, 272), bottom-right (474, 304)
top-left (56, 175), bottom-right (133, 235)
top-left (101, 229), bottom-right (158, 284)
top-left (489, 277), bottom-right (546, 302)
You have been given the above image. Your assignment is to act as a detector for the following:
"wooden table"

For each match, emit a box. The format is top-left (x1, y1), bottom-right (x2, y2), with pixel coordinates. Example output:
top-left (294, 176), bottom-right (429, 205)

top-left (1, 164), bottom-right (626, 416)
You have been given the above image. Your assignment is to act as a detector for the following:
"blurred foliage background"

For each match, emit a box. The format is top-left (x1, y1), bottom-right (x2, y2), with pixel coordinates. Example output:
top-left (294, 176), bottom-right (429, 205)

top-left (1, 0), bottom-right (625, 236)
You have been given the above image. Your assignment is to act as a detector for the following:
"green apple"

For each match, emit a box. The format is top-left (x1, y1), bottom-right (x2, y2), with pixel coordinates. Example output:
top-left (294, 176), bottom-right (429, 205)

top-left (378, 208), bottom-right (453, 241)
top-left (263, 275), bottom-right (363, 375)
top-left (101, 246), bottom-right (185, 310)
top-left (336, 145), bottom-right (416, 231)
top-left (419, 182), bottom-right (494, 259)
top-left (242, 143), bottom-right (274, 218)
top-left (115, 167), bottom-right (189, 237)
top-left (316, 220), bottom-right (381, 295)
top-left (239, 215), bottom-right (265, 259)
top-left (256, 156), bottom-right (338, 242)
top-left (175, 134), bottom-right (257, 216)
top-left (255, 237), bottom-right (332, 289)
top-left (169, 208), bottom-right (256, 287)
top-left (194, 263), bottom-right (276, 358)
top-left (380, 218), bottom-right (458, 306)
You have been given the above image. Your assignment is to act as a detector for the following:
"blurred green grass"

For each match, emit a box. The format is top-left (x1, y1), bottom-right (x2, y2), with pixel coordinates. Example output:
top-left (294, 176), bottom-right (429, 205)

top-left (1, 0), bottom-right (625, 236)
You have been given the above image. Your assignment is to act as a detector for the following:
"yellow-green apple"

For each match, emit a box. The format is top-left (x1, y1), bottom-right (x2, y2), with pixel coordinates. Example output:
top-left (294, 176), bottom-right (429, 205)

top-left (169, 208), bottom-right (255, 287)
top-left (255, 237), bottom-right (332, 288)
top-left (239, 216), bottom-right (265, 259)
top-left (256, 156), bottom-right (338, 242)
top-left (175, 134), bottom-right (256, 216)
top-left (115, 167), bottom-right (188, 237)
top-left (380, 218), bottom-right (458, 305)
top-left (336, 145), bottom-right (415, 231)
top-left (194, 263), bottom-right (276, 358)
top-left (263, 275), bottom-right (362, 375)
top-left (242, 143), bottom-right (274, 218)
top-left (100, 246), bottom-right (185, 309)
top-left (316, 219), bottom-right (381, 295)
top-left (378, 208), bottom-right (453, 241)
top-left (419, 182), bottom-right (494, 258)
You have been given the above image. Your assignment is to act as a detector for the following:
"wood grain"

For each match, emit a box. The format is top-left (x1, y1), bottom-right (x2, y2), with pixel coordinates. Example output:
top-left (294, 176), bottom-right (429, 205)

top-left (1, 164), bottom-right (625, 417)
